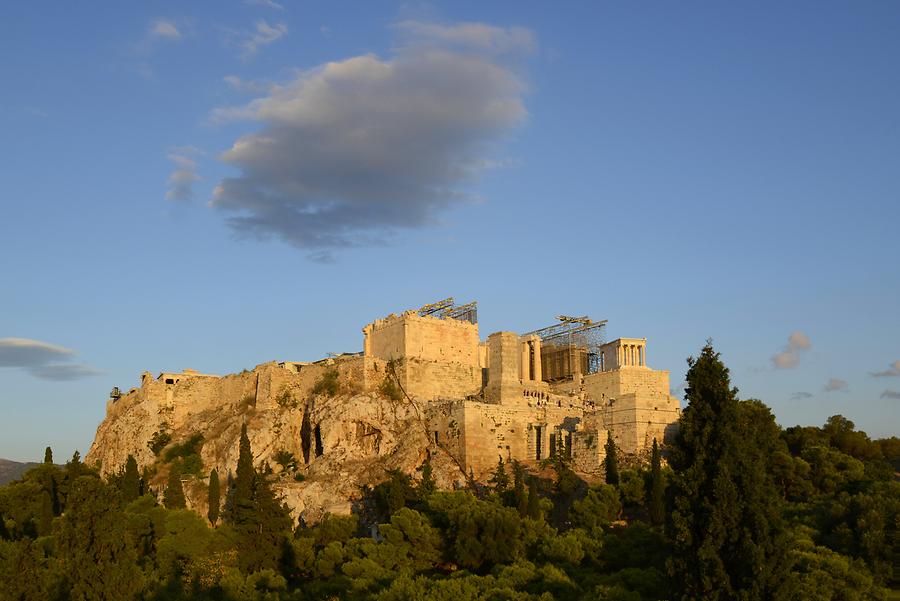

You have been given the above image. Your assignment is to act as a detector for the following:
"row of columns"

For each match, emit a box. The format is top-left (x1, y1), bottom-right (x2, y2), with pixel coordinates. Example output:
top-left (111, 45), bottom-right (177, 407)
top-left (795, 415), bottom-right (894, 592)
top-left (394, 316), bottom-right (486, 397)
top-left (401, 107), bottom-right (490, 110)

top-left (520, 336), bottom-right (542, 382)
top-left (619, 343), bottom-right (645, 367)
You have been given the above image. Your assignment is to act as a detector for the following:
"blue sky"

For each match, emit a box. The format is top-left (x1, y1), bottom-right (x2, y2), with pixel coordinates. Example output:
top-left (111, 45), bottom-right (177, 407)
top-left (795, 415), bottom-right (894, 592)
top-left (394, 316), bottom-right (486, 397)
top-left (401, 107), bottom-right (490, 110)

top-left (1, 1), bottom-right (898, 462)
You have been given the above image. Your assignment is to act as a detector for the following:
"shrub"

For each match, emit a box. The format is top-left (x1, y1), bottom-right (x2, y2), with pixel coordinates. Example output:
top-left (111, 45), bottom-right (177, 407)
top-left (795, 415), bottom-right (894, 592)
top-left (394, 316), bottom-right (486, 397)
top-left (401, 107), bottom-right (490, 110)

top-left (275, 387), bottom-right (298, 409)
top-left (273, 450), bottom-right (298, 472)
top-left (312, 369), bottom-right (340, 397)
top-left (164, 433), bottom-right (205, 463)
top-left (239, 394), bottom-right (256, 410)
top-left (379, 375), bottom-right (403, 401)
top-left (148, 424), bottom-right (172, 456)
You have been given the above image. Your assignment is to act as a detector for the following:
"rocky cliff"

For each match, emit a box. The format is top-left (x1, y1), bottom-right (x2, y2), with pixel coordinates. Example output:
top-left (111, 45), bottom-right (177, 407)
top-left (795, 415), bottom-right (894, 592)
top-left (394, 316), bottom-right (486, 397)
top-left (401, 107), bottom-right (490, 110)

top-left (86, 361), bottom-right (467, 524)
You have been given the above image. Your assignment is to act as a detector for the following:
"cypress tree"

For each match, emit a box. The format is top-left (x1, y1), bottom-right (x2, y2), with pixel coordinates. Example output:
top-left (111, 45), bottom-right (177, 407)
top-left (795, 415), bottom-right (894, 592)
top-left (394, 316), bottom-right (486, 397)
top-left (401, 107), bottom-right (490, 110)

top-left (512, 460), bottom-right (527, 515)
top-left (227, 423), bottom-right (255, 524)
top-left (604, 431), bottom-right (619, 485)
top-left (207, 469), bottom-right (220, 526)
top-left (226, 423), bottom-right (292, 572)
top-left (649, 438), bottom-right (665, 526)
top-left (526, 478), bottom-right (541, 520)
top-left (668, 342), bottom-right (791, 600)
top-left (489, 456), bottom-right (510, 493)
top-left (36, 490), bottom-right (54, 536)
top-left (164, 467), bottom-right (186, 509)
top-left (43, 446), bottom-right (53, 464)
top-left (121, 455), bottom-right (140, 503)
top-left (418, 457), bottom-right (436, 499)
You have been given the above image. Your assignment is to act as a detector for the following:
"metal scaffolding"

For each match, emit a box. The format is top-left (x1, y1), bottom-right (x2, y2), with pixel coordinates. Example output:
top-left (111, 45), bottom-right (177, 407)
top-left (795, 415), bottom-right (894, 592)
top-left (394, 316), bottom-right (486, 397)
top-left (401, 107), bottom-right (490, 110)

top-left (416, 297), bottom-right (478, 324)
top-left (523, 315), bottom-right (608, 381)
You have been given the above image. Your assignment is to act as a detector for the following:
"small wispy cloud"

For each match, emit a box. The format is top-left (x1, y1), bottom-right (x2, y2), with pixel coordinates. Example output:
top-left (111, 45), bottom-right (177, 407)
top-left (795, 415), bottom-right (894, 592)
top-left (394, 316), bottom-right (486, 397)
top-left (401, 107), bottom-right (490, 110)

top-left (870, 360), bottom-right (900, 378)
top-left (0, 337), bottom-right (100, 381)
top-left (240, 20), bottom-right (288, 57)
top-left (223, 75), bottom-right (269, 94)
top-left (824, 378), bottom-right (848, 392)
top-left (320, 25), bottom-right (332, 38)
top-left (881, 390), bottom-right (900, 400)
top-left (150, 19), bottom-right (182, 40)
top-left (790, 391), bottom-right (813, 400)
top-left (771, 331), bottom-right (811, 369)
top-left (245, 0), bottom-right (284, 10)
top-left (165, 147), bottom-right (202, 202)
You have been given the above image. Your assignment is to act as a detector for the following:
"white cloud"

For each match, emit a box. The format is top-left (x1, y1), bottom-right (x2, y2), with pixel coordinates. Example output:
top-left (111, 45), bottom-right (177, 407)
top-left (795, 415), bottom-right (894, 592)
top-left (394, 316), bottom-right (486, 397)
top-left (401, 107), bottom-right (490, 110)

top-left (771, 331), bottom-right (811, 369)
top-left (208, 21), bottom-right (530, 260)
top-left (824, 378), bottom-right (848, 392)
top-left (165, 148), bottom-right (202, 202)
top-left (0, 338), bottom-right (73, 367)
top-left (790, 391), bottom-right (813, 400)
top-left (881, 390), bottom-right (900, 400)
top-left (240, 20), bottom-right (288, 57)
top-left (870, 360), bottom-right (900, 378)
top-left (150, 19), bottom-right (182, 40)
top-left (0, 337), bottom-right (100, 381)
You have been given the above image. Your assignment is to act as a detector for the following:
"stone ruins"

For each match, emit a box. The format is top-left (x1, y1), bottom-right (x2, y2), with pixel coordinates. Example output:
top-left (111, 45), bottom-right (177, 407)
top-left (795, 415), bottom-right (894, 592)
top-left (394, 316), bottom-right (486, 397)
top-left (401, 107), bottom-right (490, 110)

top-left (92, 298), bottom-right (680, 491)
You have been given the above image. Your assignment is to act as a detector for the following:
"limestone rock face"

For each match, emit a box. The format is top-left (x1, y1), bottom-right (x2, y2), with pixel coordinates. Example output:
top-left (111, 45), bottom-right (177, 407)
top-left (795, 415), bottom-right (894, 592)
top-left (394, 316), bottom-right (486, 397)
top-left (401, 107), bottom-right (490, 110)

top-left (86, 364), bottom-right (466, 525)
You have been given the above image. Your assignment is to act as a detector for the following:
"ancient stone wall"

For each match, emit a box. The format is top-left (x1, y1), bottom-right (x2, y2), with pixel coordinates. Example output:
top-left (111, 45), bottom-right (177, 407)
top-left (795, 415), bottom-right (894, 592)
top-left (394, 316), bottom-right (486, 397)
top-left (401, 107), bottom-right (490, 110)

top-left (582, 393), bottom-right (680, 454)
top-left (430, 399), bottom-right (585, 478)
top-left (363, 312), bottom-right (481, 400)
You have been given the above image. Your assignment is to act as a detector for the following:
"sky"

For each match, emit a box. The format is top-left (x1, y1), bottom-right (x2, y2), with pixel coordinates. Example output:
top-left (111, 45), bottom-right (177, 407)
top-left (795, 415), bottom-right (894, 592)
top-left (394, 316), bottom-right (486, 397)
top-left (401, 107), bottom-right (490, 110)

top-left (1, 1), bottom-right (898, 462)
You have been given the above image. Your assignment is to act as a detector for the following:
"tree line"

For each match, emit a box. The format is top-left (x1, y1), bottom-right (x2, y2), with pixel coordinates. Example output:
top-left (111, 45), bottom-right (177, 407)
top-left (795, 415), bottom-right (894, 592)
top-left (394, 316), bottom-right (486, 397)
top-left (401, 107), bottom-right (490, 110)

top-left (0, 342), bottom-right (897, 600)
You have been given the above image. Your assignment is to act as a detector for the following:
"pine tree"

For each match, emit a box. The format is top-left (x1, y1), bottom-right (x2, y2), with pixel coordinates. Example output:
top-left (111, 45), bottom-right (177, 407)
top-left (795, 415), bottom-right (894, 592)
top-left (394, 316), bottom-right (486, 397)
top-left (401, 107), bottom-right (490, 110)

top-left (649, 438), bottom-right (665, 526)
top-left (668, 342), bottom-right (792, 600)
top-left (43, 446), bottom-right (53, 464)
top-left (207, 469), bottom-right (220, 526)
top-left (121, 455), bottom-right (140, 503)
top-left (489, 456), bottom-right (510, 493)
top-left (604, 431), bottom-right (619, 485)
top-left (164, 467), bottom-right (186, 509)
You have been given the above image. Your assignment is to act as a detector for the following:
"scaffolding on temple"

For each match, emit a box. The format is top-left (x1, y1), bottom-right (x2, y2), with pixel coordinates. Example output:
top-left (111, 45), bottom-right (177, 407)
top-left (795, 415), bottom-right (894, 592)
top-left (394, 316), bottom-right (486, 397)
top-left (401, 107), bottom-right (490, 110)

top-left (523, 315), bottom-right (608, 381)
top-left (416, 297), bottom-right (478, 324)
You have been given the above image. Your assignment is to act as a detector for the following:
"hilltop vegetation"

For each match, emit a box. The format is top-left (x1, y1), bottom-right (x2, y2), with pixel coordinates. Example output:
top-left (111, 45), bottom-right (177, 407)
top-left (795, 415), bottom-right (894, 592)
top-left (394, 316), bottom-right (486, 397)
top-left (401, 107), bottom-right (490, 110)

top-left (0, 343), bottom-right (897, 600)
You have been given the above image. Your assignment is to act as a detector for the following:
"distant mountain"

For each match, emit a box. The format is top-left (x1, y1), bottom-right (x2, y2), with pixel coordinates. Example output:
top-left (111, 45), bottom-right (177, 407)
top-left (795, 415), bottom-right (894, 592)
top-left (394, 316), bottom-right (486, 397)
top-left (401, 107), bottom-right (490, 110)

top-left (0, 459), bottom-right (41, 485)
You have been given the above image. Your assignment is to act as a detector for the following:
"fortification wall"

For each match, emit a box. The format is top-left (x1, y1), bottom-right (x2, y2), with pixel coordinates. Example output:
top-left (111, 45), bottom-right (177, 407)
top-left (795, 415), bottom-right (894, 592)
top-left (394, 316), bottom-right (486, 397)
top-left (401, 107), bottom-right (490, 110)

top-left (401, 358), bottom-right (481, 400)
top-left (364, 312), bottom-right (480, 400)
top-left (554, 367), bottom-right (672, 403)
top-left (583, 393), bottom-right (680, 454)
top-left (431, 400), bottom-right (584, 478)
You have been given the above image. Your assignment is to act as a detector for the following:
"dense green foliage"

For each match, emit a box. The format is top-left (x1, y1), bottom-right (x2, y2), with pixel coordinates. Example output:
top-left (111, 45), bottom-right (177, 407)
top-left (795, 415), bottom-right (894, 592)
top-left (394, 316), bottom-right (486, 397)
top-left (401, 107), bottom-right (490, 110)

top-left (668, 344), bottom-right (792, 599)
top-left (0, 343), bottom-right (896, 600)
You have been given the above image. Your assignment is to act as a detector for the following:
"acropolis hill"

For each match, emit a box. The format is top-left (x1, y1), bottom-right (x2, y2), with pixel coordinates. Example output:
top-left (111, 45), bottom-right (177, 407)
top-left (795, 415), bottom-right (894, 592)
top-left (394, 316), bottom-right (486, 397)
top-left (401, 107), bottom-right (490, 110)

top-left (87, 298), bottom-right (681, 522)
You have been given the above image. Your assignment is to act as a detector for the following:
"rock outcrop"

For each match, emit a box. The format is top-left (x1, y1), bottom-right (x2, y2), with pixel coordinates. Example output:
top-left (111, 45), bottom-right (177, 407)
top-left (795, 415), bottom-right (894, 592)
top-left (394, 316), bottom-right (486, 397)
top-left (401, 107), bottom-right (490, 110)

top-left (87, 362), bottom-right (466, 524)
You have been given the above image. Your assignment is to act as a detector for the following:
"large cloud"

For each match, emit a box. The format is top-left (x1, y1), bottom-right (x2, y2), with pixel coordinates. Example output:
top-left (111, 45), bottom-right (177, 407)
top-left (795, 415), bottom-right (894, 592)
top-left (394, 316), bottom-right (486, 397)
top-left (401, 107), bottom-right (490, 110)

top-left (209, 21), bottom-right (530, 260)
top-left (0, 337), bottom-right (100, 381)
top-left (771, 331), bottom-right (811, 369)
